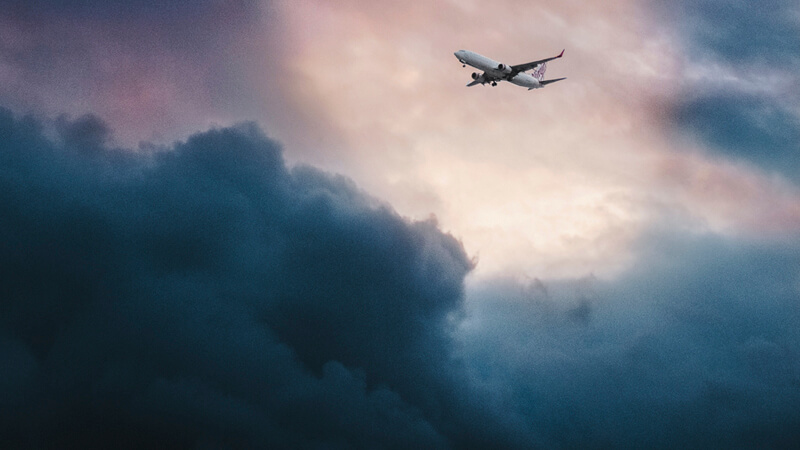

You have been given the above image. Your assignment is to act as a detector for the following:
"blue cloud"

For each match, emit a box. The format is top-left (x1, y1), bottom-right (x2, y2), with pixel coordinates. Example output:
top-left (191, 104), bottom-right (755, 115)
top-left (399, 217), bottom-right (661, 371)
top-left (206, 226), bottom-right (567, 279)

top-left (0, 109), bottom-right (505, 448)
top-left (661, 0), bottom-right (800, 179)
top-left (671, 93), bottom-right (800, 179)
top-left (673, 0), bottom-right (800, 65)
top-left (462, 231), bottom-right (800, 448)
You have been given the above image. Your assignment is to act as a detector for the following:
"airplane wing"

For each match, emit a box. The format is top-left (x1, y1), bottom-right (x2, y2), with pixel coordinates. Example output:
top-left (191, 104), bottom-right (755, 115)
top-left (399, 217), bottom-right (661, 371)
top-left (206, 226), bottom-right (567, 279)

top-left (466, 80), bottom-right (482, 87)
top-left (540, 77), bottom-right (566, 86)
top-left (510, 49), bottom-right (564, 76)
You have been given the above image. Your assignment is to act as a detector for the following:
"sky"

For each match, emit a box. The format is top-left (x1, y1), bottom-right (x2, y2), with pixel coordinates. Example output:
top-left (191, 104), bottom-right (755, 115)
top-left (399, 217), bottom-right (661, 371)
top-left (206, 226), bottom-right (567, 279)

top-left (1, 0), bottom-right (799, 448)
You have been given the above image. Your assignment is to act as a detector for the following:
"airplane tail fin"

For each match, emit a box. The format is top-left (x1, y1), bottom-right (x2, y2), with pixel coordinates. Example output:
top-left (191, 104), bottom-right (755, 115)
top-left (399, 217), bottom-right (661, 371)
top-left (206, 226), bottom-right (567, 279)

top-left (531, 62), bottom-right (547, 82)
top-left (540, 77), bottom-right (566, 86)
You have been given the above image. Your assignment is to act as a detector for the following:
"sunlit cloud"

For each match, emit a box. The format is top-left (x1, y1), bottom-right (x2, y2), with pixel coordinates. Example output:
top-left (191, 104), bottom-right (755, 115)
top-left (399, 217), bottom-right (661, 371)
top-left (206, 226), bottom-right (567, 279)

top-left (273, 0), bottom-right (800, 279)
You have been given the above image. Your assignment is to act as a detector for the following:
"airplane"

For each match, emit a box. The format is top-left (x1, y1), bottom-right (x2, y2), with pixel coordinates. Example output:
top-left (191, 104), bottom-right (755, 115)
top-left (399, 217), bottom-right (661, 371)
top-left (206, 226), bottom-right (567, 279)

top-left (454, 49), bottom-right (566, 90)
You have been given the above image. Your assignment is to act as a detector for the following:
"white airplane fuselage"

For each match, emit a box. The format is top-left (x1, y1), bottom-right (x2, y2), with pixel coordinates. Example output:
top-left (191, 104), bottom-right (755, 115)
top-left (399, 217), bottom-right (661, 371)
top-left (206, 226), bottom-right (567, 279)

top-left (454, 50), bottom-right (544, 89)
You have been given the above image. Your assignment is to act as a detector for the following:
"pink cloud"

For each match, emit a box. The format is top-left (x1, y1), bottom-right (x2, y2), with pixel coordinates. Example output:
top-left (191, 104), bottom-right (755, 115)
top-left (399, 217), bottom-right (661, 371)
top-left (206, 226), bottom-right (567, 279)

top-left (273, 0), bottom-right (800, 278)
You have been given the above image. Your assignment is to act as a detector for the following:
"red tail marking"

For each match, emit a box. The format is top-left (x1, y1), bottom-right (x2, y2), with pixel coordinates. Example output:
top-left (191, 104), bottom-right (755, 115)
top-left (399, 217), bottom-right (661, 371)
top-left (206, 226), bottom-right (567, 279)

top-left (532, 62), bottom-right (547, 81)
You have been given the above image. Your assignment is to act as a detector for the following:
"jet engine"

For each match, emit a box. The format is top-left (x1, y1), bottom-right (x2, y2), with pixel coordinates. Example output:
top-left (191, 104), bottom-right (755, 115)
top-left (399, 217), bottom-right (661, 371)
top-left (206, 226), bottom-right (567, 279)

top-left (471, 72), bottom-right (480, 80)
top-left (497, 63), bottom-right (512, 74)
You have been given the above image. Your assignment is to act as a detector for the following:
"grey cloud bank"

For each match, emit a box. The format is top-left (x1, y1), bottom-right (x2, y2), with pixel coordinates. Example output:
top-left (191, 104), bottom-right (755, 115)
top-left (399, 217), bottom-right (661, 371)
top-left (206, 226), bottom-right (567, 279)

top-left (0, 109), bottom-right (493, 448)
top-left (1, 108), bottom-right (799, 448)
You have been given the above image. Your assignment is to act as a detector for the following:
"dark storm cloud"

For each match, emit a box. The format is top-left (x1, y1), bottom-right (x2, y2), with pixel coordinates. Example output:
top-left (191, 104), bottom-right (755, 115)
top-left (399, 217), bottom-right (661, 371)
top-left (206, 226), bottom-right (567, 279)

top-left (0, 109), bottom-right (537, 448)
top-left (3, 107), bottom-right (799, 448)
top-left (461, 231), bottom-right (800, 448)
top-left (660, 0), bottom-right (800, 179)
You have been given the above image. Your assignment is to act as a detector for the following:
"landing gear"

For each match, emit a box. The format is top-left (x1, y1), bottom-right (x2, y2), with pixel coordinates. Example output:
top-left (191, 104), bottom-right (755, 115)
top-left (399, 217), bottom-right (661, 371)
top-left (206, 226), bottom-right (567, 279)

top-left (491, 82), bottom-right (497, 86)
top-left (462, 64), bottom-right (466, 67)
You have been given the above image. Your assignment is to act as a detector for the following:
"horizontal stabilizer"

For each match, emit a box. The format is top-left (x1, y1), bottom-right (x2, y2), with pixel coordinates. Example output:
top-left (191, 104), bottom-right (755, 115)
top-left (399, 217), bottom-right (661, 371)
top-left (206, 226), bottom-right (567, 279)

top-left (540, 77), bottom-right (566, 86)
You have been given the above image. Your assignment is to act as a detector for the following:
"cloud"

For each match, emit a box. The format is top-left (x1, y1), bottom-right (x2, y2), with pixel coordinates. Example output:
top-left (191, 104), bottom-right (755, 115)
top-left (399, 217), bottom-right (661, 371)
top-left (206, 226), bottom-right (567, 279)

top-left (2, 107), bottom-right (799, 448)
top-left (276, 0), bottom-right (800, 281)
top-left (0, 0), bottom-right (282, 146)
top-left (1, 0), bottom-right (262, 49)
top-left (660, 0), bottom-right (800, 65)
top-left (6, 0), bottom-right (796, 282)
top-left (671, 93), bottom-right (800, 180)
top-left (659, 0), bottom-right (800, 181)
top-left (3, 1), bottom-right (800, 445)
top-left (461, 230), bottom-right (800, 448)
top-left (276, 0), bottom-right (687, 279)
top-left (0, 109), bottom-right (526, 448)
